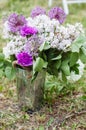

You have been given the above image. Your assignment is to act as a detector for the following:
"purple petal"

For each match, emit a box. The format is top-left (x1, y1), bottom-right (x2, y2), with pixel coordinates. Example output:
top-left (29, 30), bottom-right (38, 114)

top-left (31, 6), bottom-right (46, 18)
top-left (24, 35), bottom-right (44, 56)
top-left (16, 52), bottom-right (33, 67)
top-left (8, 13), bottom-right (27, 33)
top-left (48, 7), bottom-right (66, 24)
top-left (20, 25), bottom-right (38, 37)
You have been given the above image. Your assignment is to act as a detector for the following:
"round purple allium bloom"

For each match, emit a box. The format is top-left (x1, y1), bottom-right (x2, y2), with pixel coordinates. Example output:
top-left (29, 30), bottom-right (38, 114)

top-left (20, 25), bottom-right (38, 37)
top-left (16, 52), bottom-right (33, 67)
top-left (8, 13), bottom-right (27, 33)
top-left (48, 7), bottom-right (66, 24)
top-left (31, 7), bottom-right (46, 18)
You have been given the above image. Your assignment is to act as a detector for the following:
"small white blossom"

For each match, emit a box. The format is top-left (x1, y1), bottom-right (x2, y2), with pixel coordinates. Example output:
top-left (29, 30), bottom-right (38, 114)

top-left (3, 21), bottom-right (11, 39)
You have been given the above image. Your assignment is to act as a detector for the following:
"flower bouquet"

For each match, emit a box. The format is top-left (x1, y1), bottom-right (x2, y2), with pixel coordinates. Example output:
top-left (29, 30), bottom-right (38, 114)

top-left (2, 6), bottom-right (86, 110)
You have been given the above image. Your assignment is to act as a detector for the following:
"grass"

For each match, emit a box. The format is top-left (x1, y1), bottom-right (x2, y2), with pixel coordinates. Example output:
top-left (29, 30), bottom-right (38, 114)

top-left (0, 0), bottom-right (86, 130)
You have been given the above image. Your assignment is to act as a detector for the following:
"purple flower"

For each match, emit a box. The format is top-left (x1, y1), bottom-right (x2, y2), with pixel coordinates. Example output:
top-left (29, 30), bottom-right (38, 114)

top-left (25, 35), bottom-right (44, 56)
top-left (20, 25), bottom-right (38, 37)
top-left (8, 13), bottom-right (27, 33)
top-left (31, 7), bottom-right (46, 18)
top-left (48, 7), bottom-right (66, 24)
top-left (16, 52), bottom-right (33, 67)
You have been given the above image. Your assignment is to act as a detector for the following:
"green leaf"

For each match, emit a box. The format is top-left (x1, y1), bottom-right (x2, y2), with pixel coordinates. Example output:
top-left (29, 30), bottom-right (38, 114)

top-left (61, 60), bottom-right (70, 76)
top-left (74, 66), bottom-right (79, 74)
top-left (0, 53), bottom-right (4, 61)
top-left (4, 59), bottom-right (11, 66)
top-left (5, 66), bottom-right (16, 80)
top-left (81, 47), bottom-right (86, 55)
top-left (80, 49), bottom-right (86, 63)
top-left (0, 70), bottom-right (4, 77)
top-left (80, 95), bottom-right (86, 101)
top-left (50, 68), bottom-right (58, 77)
top-left (0, 86), bottom-right (3, 92)
top-left (62, 72), bottom-right (67, 82)
top-left (54, 60), bottom-right (61, 69)
top-left (0, 62), bottom-right (4, 68)
top-left (71, 35), bottom-right (86, 52)
top-left (58, 85), bottom-right (64, 92)
top-left (70, 52), bottom-right (78, 67)
top-left (71, 63), bottom-right (79, 74)
top-left (33, 57), bottom-right (47, 72)
top-left (38, 126), bottom-right (44, 130)
top-left (43, 62), bottom-right (48, 68)
top-left (39, 42), bottom-right (50, 51)
top-left (5, 67), bottom-right (12, 79)
top-left (51, 54), bottom-right (62, 60)
top-left (31, 72), bottom-right (38, 82)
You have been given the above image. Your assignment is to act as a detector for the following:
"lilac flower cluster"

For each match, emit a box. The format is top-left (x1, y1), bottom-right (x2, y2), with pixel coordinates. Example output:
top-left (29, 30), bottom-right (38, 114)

top-left (16, 52), bottom-right (33, 66)
top-left (25, 35), bottom-right (44, 56)
top-left (30, 6), bottom-right (66, 24)
top-left (31, 7), bottom-right (46, 18)
top-left (8, 13), bottom-right (27, 33)
top-left (48, 7), bottom-right (66, 24)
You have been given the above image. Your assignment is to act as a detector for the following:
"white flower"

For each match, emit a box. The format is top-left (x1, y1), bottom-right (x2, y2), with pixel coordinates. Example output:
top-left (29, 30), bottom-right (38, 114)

top-left (3, 21), bottom-right (11, 39)
top-left (27, 17), bottom-right (35, 27)
top-left (3, 47), bottom-right (11, 58)
top-left (3, 35), bottom-right (27, 58)
top-left (58, 39), bottom-right (72, 52)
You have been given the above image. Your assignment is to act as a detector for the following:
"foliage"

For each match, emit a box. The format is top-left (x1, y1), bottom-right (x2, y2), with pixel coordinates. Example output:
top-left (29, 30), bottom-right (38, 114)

top-left (37, 35), bottom-right (86, 82)
top-left (44, 74), bottom-right (76, 103)
top-left (0, 52), bottom-right (16, 80)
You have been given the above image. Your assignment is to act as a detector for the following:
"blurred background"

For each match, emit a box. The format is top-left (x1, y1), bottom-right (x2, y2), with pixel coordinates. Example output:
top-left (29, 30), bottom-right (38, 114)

top-left (0, 0), bottom-right (86, 129)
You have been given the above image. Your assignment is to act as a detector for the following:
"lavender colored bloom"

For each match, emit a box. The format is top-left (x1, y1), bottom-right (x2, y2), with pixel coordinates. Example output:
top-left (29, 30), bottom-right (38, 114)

top-left (20, 25), bottom-right (38, 37)
top-left (48, 7), bottom-right (66, 24)
top-left (8, 13), bottom-right (27, 33)
top-left (31, 7), bottom-right (46, 18)
top-left (16, 52), bottom-right (33, 67)
top-left (25, 35), bottom-right (44, 56)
